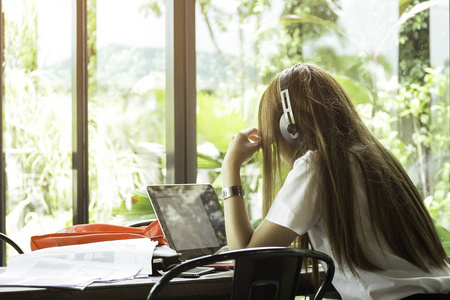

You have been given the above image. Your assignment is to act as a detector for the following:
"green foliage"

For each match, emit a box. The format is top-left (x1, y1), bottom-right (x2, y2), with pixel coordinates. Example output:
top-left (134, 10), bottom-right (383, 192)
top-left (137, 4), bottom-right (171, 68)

top-left (262, 0), bottom-right (337, 82)
top-left (396, 68), bottom-right (449, 175)
top-left (4, 0), bottom-right (38, 72)
top-left (87, 86), bottom-right (166, 223)
top-left (399, 0), bottom-right (430, 85)
top-left (4, 68), bottom-right (72, 216)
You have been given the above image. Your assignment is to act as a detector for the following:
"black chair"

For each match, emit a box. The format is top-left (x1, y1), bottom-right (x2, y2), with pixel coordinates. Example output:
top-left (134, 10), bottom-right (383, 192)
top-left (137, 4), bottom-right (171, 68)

top-left (0, 232), bottom-right (24, 255)
top-left (147, 246), bottom-right (335, 300)
top-left (308, 286), bottom-right (342, 300)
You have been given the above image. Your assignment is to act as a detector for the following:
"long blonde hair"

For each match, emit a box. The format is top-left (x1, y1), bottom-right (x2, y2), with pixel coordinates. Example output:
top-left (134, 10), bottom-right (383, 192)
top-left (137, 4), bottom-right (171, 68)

top-left (258, 63), bottom-right (448, 276)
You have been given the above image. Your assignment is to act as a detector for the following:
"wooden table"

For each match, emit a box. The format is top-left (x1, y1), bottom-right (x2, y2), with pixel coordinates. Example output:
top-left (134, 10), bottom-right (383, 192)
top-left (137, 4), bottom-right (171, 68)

top-left (0, 267), bottom-right (319, 300)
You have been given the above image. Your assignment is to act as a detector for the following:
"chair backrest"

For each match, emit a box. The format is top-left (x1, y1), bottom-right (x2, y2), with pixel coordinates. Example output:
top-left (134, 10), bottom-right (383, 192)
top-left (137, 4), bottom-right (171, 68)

top-left (147, 247), bottom-right (335, 300)
top-left (0, 232), bottom-right (24, 255)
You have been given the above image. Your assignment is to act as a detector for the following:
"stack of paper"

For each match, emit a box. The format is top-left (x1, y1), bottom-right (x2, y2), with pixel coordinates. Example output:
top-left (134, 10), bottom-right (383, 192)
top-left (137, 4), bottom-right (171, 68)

top-left (0, 238), bottom-right (157, 290)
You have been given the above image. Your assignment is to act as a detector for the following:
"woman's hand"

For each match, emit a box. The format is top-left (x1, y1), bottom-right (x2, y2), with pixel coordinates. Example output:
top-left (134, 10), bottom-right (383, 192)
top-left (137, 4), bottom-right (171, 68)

top-left (223, 127), bottom-right (260, 170)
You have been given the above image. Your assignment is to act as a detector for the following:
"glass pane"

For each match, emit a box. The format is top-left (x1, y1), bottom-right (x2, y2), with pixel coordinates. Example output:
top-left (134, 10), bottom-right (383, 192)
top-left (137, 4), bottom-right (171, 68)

top-left (3, 0), bottom-right (73, 256)
top-left (88, 0), bottom-right (166, 225)
top-left (196, 0), bottom-right (450, 242)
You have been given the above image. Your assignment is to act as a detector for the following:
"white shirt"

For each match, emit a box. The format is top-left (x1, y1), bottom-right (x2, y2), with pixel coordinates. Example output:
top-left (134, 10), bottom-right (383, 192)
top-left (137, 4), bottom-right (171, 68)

top-left (265, 150), bottom-right (450, 300)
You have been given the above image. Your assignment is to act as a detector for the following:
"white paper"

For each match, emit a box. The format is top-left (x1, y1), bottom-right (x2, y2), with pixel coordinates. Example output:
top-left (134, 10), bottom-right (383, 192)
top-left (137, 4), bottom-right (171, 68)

top-left (0, 238), bottom-right (158, 290)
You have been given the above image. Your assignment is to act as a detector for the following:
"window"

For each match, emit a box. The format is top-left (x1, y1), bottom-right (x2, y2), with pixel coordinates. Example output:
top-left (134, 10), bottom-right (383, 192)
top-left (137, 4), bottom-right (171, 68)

top-left (0, 0), bottom-right (169, 263)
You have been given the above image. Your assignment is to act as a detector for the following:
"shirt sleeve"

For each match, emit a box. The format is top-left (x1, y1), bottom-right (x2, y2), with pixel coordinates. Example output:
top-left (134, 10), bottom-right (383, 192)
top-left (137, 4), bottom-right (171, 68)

top-left (265, 151), bottom-right (321, 236)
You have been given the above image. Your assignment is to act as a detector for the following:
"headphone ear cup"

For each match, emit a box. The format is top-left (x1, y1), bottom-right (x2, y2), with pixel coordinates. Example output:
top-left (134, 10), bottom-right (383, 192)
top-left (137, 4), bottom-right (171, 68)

top-left (279, 114), bottom-right (301, 146)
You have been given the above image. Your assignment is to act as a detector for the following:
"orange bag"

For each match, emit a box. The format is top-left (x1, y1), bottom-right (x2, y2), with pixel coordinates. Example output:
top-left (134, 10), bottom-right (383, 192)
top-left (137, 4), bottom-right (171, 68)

top-left (30, 220), bottom-right (168, 251)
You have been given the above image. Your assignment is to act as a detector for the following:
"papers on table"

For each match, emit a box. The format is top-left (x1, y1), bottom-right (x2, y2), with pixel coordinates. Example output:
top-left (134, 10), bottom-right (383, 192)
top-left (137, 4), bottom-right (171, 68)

top-left (0, 238), bottom-right (157, 290)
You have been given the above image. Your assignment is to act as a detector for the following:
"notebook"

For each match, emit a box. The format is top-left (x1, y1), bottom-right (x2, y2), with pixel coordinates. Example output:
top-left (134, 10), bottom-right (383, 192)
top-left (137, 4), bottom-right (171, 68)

top-left (146, 184), bottom-right (227, 261)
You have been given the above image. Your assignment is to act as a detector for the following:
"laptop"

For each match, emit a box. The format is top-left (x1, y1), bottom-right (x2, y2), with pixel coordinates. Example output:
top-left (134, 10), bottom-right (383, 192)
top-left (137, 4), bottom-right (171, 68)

top-left (146, 184), bottom-right (227, 261)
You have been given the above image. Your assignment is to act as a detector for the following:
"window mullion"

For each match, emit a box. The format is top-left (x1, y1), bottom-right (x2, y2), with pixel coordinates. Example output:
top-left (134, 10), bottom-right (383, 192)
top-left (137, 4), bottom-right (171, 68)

top-left (72, 0), bottom-right (89, 225)
top-left (165, 0), bottom-right (197, 184)
top-left (0, 0), bottom-right (6, 266)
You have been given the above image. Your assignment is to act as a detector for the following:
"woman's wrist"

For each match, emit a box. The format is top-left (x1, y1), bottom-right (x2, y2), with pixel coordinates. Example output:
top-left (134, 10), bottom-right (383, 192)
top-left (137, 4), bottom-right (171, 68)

top-left (222, 162), bottom-right (242, 188)
top-left (222, 154), bottom-right (243, 170)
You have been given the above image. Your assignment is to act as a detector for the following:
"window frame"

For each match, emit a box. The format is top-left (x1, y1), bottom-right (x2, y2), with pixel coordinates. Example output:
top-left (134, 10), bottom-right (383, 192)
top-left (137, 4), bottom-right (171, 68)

top-left (165, 0), bottom-right (197, 184)
top-left (72, 0), bottom-right (89, 226)
top-left (0, 0), bottom-right (6, 266)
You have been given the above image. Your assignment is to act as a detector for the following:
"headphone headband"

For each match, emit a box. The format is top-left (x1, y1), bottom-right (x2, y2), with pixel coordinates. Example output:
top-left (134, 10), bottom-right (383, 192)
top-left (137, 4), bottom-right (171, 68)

top-left (279, 66), bottom-right (295, 91)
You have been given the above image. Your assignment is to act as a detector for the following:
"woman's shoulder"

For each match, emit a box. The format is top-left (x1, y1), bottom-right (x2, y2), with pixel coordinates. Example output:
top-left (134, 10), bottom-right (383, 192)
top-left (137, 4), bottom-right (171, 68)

top-left (293, 150), bottom-right (321, 168)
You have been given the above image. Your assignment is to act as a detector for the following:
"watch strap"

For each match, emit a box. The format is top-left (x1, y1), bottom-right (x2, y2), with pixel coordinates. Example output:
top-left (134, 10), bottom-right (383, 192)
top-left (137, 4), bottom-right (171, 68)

top-left (222, 186), bottom-right (245, 200)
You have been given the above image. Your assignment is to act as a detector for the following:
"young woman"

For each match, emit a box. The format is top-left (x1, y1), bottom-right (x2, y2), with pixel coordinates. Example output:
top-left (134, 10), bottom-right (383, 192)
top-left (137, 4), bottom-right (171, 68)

top-left (221, 63), bottom-right (450, 300)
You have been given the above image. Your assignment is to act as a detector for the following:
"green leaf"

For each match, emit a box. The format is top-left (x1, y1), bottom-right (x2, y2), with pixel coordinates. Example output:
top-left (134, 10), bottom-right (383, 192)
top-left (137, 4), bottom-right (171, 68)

top-left (198, 153), bottom-right (222, 169)
top-left (111, 191), bottom-right (156, 225)
top-left (419, 114), bottom-right (429, 125)
top-left (410, 97), bottom-right (420, 114)
top-left (399, 0), bottom-right (413, 16)
top-left (335, 75), bottom-right (372, 105)
top-left (279, 14), bottom-right (337, 30)
top-left (436, 225), bottom-right (450, 256)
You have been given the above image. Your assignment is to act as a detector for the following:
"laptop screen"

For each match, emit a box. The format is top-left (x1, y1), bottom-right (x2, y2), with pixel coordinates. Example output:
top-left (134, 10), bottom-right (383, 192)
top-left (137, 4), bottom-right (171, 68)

top-left (146, 184), bottom-right (227, 260)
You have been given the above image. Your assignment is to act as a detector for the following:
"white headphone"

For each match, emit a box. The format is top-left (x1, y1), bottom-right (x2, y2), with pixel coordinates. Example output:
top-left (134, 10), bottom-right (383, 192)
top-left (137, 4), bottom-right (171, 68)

top-left (279, 65), bottom-right (302, 146)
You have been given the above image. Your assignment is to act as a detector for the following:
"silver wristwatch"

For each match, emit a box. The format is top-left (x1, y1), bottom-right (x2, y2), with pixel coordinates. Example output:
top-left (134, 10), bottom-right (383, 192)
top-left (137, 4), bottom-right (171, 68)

top-left (222, 186), bottom-right (245, 200)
